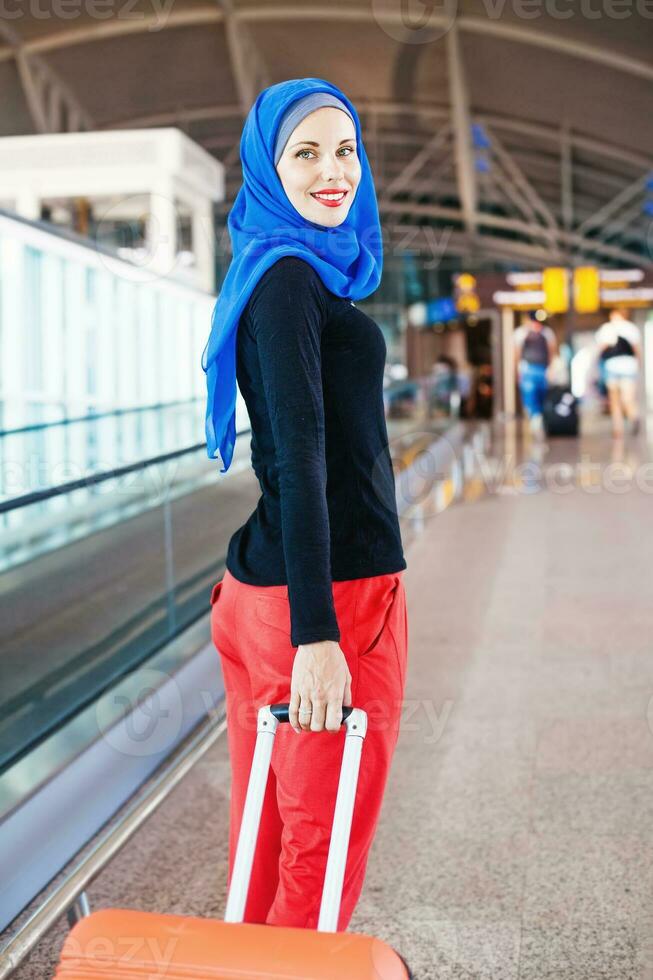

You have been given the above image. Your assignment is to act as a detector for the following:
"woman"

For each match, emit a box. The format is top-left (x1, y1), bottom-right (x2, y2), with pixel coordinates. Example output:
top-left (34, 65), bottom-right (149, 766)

top-left (202, 78), bottom-right (408, 932)
top-left (595, 308), bottom-right (642, 438)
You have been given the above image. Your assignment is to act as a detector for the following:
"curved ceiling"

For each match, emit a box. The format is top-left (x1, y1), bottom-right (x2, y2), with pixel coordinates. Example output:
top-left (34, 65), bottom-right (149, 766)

top-left (1, 0), bottom-right (652, 268)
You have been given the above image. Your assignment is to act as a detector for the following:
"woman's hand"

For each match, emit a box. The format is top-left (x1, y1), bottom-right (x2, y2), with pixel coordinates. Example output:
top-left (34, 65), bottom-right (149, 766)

top-left (289, 641), bottom-right (352, 734)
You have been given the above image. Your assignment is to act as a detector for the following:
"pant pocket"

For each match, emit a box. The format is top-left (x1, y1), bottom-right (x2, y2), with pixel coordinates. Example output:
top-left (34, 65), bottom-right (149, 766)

top-left (390, 580), bottom-right (408, 692)
top-left (354, 574), bottom-right (401, 658)
top-left (210, 577), bottom-right (237, 661)
top-left (210, 578), bottom-right (224, 607)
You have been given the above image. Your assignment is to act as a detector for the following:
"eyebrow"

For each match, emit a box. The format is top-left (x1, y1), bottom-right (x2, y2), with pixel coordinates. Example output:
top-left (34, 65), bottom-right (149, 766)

top-left (288, 137), bottom-right (357, 150)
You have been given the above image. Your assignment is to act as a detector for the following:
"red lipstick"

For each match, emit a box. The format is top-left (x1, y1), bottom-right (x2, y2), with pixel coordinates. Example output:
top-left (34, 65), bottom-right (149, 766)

top-left (310, 188), bottom-right (349, 208)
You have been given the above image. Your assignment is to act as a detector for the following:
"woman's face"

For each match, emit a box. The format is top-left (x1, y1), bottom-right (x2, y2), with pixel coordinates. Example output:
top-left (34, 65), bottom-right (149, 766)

top-left (275, 107), bottom-right (361, 227)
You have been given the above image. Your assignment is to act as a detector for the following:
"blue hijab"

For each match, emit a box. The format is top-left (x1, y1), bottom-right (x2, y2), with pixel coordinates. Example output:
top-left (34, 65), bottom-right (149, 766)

top-left (201, 77), bottom-right (383, 471)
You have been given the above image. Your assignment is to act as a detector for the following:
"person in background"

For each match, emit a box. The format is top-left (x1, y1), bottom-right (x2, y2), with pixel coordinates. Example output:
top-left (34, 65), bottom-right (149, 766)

top-left (595, 308), bottom-right (642, 438)
top-left (513, 312), bottom-right (558, 435)
top-left (473, 363), bottom-right (493, 419)
top-left (456, 363), bottom-right (472, 417)
top-left (430, 354), bottom-right (459, 416)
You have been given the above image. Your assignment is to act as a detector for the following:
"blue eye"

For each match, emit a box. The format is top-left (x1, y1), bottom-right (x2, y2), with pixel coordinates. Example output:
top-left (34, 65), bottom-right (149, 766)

top-left (295, 146), bottom-right (355, 159)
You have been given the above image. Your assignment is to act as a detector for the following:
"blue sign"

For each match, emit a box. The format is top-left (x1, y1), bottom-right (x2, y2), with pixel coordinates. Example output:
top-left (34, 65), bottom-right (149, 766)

top-left (426, 297), bottom-right (458, 323)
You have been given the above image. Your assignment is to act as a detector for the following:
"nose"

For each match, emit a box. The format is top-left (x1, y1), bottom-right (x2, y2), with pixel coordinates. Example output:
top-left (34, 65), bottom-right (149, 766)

top-left (319, 154), bottom-right (346, 182)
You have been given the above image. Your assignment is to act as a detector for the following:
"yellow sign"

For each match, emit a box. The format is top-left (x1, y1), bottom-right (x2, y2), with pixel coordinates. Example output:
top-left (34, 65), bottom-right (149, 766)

top-left (456, 273), bottom-right (476, 290)
top-left (454, 273), bottom-right (481, 313)
top-left (542, 267), bottom-right (569, 314)
top-left (573, 266), bottom-right (600, 313)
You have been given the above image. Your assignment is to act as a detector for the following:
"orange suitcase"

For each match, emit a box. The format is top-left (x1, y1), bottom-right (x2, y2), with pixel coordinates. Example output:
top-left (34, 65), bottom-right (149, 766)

top-left (53, 703), bottom-right (413, 979)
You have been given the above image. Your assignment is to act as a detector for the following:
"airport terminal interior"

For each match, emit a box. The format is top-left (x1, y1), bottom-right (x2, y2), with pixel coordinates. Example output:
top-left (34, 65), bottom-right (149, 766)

top-left (0, 2), bottom-right (652, 978)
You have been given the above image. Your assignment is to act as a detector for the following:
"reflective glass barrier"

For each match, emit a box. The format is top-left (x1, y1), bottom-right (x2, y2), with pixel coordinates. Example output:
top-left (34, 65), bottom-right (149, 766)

top-left (0, 431), bottom-right (256, 777)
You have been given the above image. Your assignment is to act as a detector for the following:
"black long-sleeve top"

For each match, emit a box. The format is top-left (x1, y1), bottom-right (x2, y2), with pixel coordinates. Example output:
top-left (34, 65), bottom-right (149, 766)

top-left (225, 256), bottom-right (407, 647)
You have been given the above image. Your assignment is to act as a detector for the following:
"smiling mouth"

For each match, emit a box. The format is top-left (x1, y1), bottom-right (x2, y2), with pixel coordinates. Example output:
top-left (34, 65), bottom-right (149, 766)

top-left (310, 190), bottom-right (349, 206)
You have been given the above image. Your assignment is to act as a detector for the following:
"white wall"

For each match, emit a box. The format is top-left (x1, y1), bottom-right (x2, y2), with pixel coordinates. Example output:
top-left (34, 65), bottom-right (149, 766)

top-left (0, 211), bottom-right (220, 498)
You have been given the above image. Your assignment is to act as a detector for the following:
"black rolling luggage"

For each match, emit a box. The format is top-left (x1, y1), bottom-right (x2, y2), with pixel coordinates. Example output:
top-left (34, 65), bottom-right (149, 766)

top-left (543, 385), bottom-right (579, 437)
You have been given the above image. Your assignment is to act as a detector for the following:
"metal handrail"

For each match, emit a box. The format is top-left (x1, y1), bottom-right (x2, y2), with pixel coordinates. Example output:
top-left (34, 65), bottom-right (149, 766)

top-left (0, 705), bottom-right (228, 979)
top-left (0, 427), bottom-right (251, 515)
top-left (0, 396), bottom-right (204, 439)
top-left (0, 551), bottom-right (228, 777)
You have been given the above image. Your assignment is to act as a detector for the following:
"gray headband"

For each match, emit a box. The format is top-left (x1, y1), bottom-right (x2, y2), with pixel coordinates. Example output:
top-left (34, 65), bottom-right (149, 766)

top-left (273, 92), bottom-right (355, 166)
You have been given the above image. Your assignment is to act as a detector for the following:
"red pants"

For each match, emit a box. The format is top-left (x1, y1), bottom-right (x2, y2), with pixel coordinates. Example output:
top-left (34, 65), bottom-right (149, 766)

top-left (209, 567), bottom-right (408, 931)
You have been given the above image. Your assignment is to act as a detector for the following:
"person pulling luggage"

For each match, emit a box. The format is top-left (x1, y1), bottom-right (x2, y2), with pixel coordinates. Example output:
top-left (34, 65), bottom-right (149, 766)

top-left (513, 311), bottom-right (558, 436)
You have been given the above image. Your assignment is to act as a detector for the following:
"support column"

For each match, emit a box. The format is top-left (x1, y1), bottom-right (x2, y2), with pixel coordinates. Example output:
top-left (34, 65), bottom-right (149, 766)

top-left (14, 189), bottom-right (41, 221)
top-left (192, 200), bottom-right (215, 293)
top-left (501, 307), bottom-right (516, 419)
top-left (487, 309), bottom-right (502, 422)
top-left (148, 180), bottom-right (177, 280)
top-left (446, 25), bottom-right (477, 236)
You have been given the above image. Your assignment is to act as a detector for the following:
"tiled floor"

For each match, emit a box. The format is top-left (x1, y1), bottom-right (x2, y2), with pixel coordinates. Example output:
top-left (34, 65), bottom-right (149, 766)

top-left (5, 412), bottom-right (653, 978)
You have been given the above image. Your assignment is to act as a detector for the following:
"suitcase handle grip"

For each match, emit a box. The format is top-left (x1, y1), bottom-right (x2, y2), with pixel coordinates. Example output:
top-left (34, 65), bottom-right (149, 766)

top-left (225, 703), bottom-right (367, 931)
top-left (270, 702), bottom-right (354, 725)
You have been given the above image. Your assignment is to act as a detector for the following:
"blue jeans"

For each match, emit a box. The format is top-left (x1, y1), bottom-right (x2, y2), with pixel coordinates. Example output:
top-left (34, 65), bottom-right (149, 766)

top-left (519, 363), bottom-right (548, 418)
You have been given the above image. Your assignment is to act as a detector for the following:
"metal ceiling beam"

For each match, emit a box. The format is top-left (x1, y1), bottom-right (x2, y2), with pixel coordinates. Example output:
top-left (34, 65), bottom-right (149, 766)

top-left (0, 20), bottom-right (92, 133)
top-left (592, 198), bottom-right (648, 246)
top-left (238, 8), bottom-right (653, 83)
top-left (100, 105), bottom-right (242, 129)
top-left (378, 125), bottom-right (451, 204)
top-left (0, 8), bottom-right (224, 62)
top-left (376, 176), bottom-right (597, 214)
top-left (15, 56), bottom-right (49, 134)
top-left (486, 126), bottom-right (558, 232)
top-left (484, 125), bottom-right (562, 257)
top-left (483, 168), bottom-right (556, 254)
top-left (560, 124), bottom-right (574, 233)
top-left (0, 20), bottom-right (47, 132)
top-left (459, 16), bottom-right (653, 83)
top-left (384, 185), bottom-right (645, 244)
top-left (379, 200), bottom-right (652, 267)
top-left (4, 4), bottom-right (651, 85)
top-left (385, 220), bottom-right (650, 270)
top-left (477, 113), bottom-right (651, 171)
top-left (355, 101), bottom-right (449, 123)
top-left (387, 222), bottom-right (553, 267)
top-left (576, 171), bottom-right (650, 237)
top-left (217, 0), bottom-right (269, 115)
top-left (504, 149), bottom-right (628, 194)
top-left (446, 26), bottom-right (477, 236)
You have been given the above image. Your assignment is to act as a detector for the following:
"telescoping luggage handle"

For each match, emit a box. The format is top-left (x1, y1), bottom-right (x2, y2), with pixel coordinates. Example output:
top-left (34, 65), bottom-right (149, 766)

top-left (224, 703), bottom-right (368, 933)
